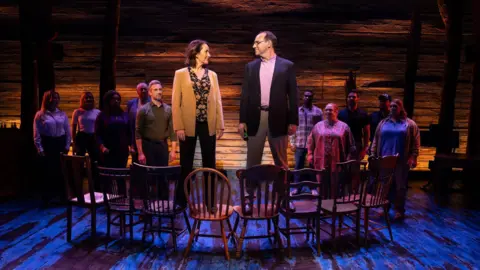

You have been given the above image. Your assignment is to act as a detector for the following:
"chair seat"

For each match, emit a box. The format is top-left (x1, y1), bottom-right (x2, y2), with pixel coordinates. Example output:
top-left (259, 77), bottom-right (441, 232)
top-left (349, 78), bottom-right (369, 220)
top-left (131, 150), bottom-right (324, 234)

top-left (321, 199), bottom-right (359, 213)
top-left (191, 203), bottom-right (233, 220)
top-left (280, 200), bottom-right (321, 215)
top-left (70, 192), bottom-right (106, 204)
top-left (361, 195), bottom-right (389, 207)
top-left (233, 204), bottom-right (278, 219)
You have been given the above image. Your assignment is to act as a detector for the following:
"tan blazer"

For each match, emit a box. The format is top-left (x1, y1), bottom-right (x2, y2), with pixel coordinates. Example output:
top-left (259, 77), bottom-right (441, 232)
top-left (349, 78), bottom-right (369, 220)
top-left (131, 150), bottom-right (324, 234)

top-left (172, 67), bottom-right (225, 137)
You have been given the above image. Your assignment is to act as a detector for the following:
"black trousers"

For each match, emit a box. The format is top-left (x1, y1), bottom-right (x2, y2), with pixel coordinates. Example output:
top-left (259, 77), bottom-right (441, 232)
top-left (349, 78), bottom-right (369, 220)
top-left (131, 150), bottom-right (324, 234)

top-left (39, 135), bottom-right (66, 202)
top-left (75, 132), bottom-right (103, 191)
top-left (74, 132), bottom-right (98, 161)
top-left (142, 139), bottom-right (169, 166)
top-left (177, 121), bottom-right (216, 206)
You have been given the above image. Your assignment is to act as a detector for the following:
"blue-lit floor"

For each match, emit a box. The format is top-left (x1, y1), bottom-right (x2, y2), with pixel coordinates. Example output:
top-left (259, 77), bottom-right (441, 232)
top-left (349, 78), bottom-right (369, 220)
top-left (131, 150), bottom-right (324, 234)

top-left (0, 179), bottom-right (479, 270)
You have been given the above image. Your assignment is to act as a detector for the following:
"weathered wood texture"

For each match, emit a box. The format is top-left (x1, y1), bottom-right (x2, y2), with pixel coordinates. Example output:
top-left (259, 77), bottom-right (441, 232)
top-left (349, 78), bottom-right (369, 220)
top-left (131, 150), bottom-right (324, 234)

top-left (0, 0), bottom-right (474, 170)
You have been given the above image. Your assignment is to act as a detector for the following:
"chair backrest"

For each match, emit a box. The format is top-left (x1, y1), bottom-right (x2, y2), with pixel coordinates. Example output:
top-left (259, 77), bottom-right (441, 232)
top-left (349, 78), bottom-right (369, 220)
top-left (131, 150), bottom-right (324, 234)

top-left (364, 154), bottom-right (398, 206)
top-left (236, 164), bottom-right (286, 218)
top-left (286, 168), bottom-right (327, 212)
top-left (184, 168), bottom-right (232, 219)
top-left (60, 154), bottom-right (94, 204)
top-left (132, 163), bottom-right (182, 215)
top-left (96, 165), bottom-right (131, 209)
top-left (334, 160), bottom-right (364, 205)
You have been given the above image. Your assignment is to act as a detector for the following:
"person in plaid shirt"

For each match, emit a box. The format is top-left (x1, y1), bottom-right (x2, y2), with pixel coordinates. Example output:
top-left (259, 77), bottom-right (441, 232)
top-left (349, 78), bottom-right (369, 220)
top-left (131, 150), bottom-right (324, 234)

top-left (289, 90), bottom-right (323, 191)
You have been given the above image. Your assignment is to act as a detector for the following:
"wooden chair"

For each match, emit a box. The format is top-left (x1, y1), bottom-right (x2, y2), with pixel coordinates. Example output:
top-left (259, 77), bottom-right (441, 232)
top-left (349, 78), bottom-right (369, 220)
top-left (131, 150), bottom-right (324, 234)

top-left (361, 154), bottom-right (398, 246)
top-left (132, 163), bottom-right (191, 252)
top-left (320, 160), bottom-right (364, 250)
top-left (233, 164), bottom-right (286, 258)
top-left (183, 168), bottom-right (234, 259)
top-left (61, 154), bottom-right (103, 241)
top-left (280, 168), bottom-right (327, 257)
top-left (97, 166), bottom-right (136, 242)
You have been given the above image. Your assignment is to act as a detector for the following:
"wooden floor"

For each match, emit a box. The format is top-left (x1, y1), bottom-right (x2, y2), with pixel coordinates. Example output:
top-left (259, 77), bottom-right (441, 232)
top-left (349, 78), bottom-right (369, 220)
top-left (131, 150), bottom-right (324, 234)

top-left (0, 176), bottom-right (479, 270)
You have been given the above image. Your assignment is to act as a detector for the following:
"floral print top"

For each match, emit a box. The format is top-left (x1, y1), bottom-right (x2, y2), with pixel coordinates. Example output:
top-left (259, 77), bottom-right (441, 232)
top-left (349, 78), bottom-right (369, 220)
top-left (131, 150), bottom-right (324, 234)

top-left (188, 67), bottom-right (211, 122)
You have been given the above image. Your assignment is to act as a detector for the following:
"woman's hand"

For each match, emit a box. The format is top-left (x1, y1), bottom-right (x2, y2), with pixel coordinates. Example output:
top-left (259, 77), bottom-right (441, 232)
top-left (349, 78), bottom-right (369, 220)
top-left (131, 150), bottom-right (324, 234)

top-left (176, 130), bottom-right (186, 141)
top-left (217, 129), bottom-right (224, 140)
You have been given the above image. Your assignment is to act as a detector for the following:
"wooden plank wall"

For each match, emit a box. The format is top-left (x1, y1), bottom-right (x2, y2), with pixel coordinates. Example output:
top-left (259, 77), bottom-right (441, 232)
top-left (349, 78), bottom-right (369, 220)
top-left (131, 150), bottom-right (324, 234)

top-left (0, 0), bottom-right (474, 170)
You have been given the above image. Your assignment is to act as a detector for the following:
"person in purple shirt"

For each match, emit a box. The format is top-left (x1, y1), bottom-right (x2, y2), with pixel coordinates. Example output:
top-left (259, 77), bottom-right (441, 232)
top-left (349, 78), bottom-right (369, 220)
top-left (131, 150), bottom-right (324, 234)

top-left (238, 31), bottom-right (299, 169)
top-left (371, 99), bottom-right (420, 221)
top-left (95, 90), bottom-right (132, 168)
top-left (34, 90), bottom-right (71, 203)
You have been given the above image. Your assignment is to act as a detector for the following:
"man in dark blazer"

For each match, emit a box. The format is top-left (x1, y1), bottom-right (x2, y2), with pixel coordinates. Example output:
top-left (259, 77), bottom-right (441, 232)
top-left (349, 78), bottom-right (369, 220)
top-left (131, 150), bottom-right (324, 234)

top-left (238, 31), bottom-right (299, 169)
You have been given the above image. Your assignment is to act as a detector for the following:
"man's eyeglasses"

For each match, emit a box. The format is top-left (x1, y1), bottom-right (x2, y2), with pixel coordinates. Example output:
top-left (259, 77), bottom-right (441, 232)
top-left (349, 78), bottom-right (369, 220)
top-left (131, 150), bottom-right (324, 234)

top-left (253, 40), bottom-right (266, 46)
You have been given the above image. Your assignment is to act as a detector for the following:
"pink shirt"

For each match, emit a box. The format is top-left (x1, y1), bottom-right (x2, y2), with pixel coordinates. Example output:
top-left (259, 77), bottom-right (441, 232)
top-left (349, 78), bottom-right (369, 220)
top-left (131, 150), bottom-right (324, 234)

top-left (307, 120), bottom-right (356, 172)
top-left (260, 55), bottom-right (276, 106)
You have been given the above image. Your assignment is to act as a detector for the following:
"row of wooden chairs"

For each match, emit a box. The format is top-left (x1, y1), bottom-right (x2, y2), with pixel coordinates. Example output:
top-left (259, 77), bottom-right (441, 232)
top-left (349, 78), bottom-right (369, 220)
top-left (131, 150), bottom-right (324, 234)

top-left (60, 154), bottom-right (398, 260)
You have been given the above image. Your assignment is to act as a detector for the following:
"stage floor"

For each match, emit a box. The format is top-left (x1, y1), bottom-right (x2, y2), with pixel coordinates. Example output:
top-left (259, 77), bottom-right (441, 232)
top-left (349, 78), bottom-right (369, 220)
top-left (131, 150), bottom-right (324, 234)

top-left (0, 178), bottom-right (479, 269)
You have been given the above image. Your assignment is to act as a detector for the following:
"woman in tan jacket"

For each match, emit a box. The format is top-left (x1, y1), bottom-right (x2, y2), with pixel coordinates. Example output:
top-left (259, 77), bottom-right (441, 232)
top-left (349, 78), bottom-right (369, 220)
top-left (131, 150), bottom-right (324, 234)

top-left (172, 39), bottom-right (225, 206)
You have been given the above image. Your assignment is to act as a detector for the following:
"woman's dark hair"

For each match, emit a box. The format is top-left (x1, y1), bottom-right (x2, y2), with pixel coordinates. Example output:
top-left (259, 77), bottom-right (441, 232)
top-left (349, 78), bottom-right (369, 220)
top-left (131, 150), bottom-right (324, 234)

top-left (102, 90), bottom-right (123, 115)
top-left (41, 90), bottom-right (60, 112)
top-left (184, 39), bottom-right (208, 67)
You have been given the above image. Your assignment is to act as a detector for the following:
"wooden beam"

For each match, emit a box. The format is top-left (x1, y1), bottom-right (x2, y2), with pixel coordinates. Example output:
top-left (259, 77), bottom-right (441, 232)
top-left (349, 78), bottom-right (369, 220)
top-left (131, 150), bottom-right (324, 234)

top-left (19, 0), bottom-right (38, 136)
top-left (99, 0), bottom-right (121, 109)
top-left (404, 6), bottom-right (421, 117)
top-left (467, 0), bottom-right (480, 157)
top-left (436, 0), bottom-right (464, 155)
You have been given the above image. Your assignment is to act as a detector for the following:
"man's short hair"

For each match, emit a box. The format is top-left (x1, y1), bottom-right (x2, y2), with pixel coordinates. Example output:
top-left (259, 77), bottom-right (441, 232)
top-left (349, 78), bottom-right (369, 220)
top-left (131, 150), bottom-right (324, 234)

top-left (148, 80), bottom-right (162, 89)
top-left (259, 31), bottom-right (277, 48)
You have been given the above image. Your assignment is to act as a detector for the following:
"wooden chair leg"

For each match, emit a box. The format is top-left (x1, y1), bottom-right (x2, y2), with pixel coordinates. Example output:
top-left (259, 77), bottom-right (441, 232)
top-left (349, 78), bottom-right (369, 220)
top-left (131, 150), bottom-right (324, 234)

top-left (306, 217), bottom-right (311, 241)
top-left (195, 221), bottom-right (202, 242)
top-left (286, 217), bottom-right (292, 258)
top-left (183, 210), bottom-right (191, 234)
top-left (119, 214), bottom-right (124, 237)
top-left (220, 220), bottom-right (230, 260)
top-left (232, 214), bottom-right (239, 235)
top-left (356, 210), bottom-right (361, 246)
top-left (171, 216), bottom-right (177, 252)
top-left (338, 215), bottom-right (343, 236)
top-left (226, 218), bottom-right (236, 244)
top-left (236, 219), bottom-right (248, 259)
top-left (331, 214), bottom-right (337, 251)
top-left (383, 205), bottom-right (394, 242)
top-left (129, 213), bottom-right (134, 242)
top-left (67, 204), bottom-right (72, 242)
top-left (91, 207), bottom-right (96, 240)
top-left (184, 220), bottom-right (198, 258)
top-left (273, 217), bottom-right (283, 250)
top-left (316, 217), bottom-right (321, 256)
top-left (267, 218), bottom-right (272, 241)
top-left (106, 211), bottom-right (111, 239)
top-left (364, 208), bottom-right (370, 247)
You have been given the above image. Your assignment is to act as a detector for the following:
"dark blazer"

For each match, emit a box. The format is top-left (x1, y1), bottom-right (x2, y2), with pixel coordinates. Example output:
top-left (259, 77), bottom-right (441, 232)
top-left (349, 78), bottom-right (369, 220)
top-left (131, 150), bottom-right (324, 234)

top-left (239, 56), bottom-right (299, 137)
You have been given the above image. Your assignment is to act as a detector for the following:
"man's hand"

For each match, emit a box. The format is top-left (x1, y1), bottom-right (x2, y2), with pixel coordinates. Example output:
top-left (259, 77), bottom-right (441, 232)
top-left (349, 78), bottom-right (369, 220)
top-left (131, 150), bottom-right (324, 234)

top-left (138, 153), bottom-right (146, 165)
top-left (38, 151), bottom-right (45, 157)
top-left (217, 129), bottom-right (224, 140)
top-left (129, 145), bottom-right (136, 154)
top-left (288, 124), bottom-right (297, 136)
top-left (176, 130), bottom-right (186, 141)
top-left (290, 144), bottom-right (296, 152)
top-left (408, 156), bottom-right (417, 168)
top-left (169, 150), bottom-right (176, 162)
top-left (238, 123), bottom-right (246, 138)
